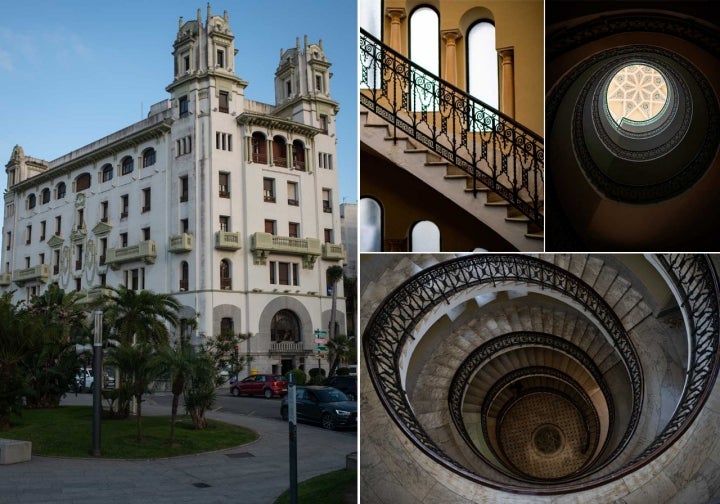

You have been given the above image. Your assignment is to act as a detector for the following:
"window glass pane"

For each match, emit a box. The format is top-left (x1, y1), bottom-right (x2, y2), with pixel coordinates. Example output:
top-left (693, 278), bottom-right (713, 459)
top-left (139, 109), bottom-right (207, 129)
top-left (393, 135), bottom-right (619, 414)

top-left (410, 7), bottom-right (439, 111)
top-left (360, 198), bottom-right (382, 252)
top-left (411, 220), bottom-right (440, 252)
top-left (468, 22), bottom-right (498, 109)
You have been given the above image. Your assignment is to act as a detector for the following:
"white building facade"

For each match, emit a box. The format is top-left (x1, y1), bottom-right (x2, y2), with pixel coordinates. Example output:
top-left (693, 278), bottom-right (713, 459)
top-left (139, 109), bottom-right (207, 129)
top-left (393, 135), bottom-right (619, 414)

top-left (0, 7), bottom-right (346, 376)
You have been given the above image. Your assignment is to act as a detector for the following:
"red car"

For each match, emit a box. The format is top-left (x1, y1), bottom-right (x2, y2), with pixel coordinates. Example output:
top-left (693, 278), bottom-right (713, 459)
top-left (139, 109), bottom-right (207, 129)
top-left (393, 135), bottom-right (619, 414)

top-left (230, 374), bottom-right (288, 399)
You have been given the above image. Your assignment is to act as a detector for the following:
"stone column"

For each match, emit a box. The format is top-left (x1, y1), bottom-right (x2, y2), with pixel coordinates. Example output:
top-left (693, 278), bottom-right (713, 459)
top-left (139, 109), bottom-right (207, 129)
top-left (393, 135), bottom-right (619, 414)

top-left (498, 47), bottom-right (515, 119)
top-left (441, 29), bottom-right (462, 87)
top-left (385, 8), bottom-right (406, 53)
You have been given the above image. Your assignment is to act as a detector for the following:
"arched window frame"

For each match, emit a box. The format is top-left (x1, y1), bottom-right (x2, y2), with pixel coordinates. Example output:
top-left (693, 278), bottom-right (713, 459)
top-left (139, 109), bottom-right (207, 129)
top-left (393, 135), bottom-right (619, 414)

top-left (252, 131), bottom-right (267, 164)
top-left (408, 5), bottom-right (441, 112)
top-left (360, 196), bottom-right (383, 252)
top-left (270, 309), bottom-right (302, 342)
top-left (410, 220), bottom-right (441, 252)
top-left (27, 193), bottom-right (36, 209)
top-left (101, 163), bottom-right (114, 182)
top-left (121, 156), bottom-right (134, 176)
top-left (41, 188), bottom-right (51, 204)
top-left (272, 135), bottom-right (288, 168)
top-left (74, 172), bottom-right (91, 192)
top-left (142, 148), bottom-right (156, 168)
top-left (56, 182), bottom-right (66, 200)
top-left (466, 19), bottom-right (499, 110)
top-left (292, 139), bottom-right (306, 171)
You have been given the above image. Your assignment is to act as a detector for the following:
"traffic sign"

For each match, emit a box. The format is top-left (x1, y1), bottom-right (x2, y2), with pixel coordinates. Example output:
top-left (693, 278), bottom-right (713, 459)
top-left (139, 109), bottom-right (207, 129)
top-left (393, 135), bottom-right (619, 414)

top-left (314, 329), bottom-right (328, 335)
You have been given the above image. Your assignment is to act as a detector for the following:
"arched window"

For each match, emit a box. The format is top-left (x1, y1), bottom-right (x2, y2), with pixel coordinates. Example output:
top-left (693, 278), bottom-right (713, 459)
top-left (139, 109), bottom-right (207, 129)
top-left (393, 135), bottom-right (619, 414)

top-left (270, 309), bottom-right (301, 342)
top-left (101, 163), bottom-right (114, 182)
top-left (41, 188), bottom-right (51, 204)
top-left (251, 132), bottom-right (267, 164)
top-left (74, 173), bottom-right (91, 192)
top-left (180, 261), bottom-right (189, 291)
top-left (142, 148), bottom-right (156, 168)
top-left (360, 197), bottom-right (382, 252)
top-left (411, 220), bottom-right (440, 251)
top-left (56, 182), bottom-right (66, 200)
top-left (272, 136), bottom-right (287, 167)
top-left (409, 6), bottom-right (439, 111)
top-left (220, 259), bottom-right (232, 290)
top-left (467, 21), bottom-right (498, 110)
top-left (27, 193), bottom-right (36, 209)
top-left (121, 156), bottom-right (134, 176)
top-left (292, 140), bottom-right (306, 171)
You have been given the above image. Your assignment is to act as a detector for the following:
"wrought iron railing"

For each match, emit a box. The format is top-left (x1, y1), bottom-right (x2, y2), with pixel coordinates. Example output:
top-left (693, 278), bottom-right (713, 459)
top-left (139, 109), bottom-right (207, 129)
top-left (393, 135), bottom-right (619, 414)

top-left (360, 29), bottom-right (544, 227)
top-left (363, 254), bottom-right (720, 493)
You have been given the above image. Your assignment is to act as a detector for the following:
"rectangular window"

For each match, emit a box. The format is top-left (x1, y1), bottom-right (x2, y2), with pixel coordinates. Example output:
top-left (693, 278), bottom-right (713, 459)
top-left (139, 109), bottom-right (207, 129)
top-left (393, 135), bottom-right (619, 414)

top-left (5, 232), bottom-right (10, 250)
top-left (315, 74), bottom-right (323, 93)
top-left (219, 172), bottom-right (230, 198)
top-left (269, 261), bottom-right (276, 284)
top-left (278, 262), bottom-right (290, 285)
top-left (292, 263), bottom-right (299, 286)
top-left (219, 215), bottom-right (230, 232)
top-left (121, 195), bottom-right (129, 218)
top-left (39, 253), bottom-right (45, 265)
top-left (216, 49), bottom-right (225, 68)
top-left (142, 188), bottom-right (151, 212)
top-left (324, 228), bottom-right (333, 243)
top-left (181, 218), bottom-right (189, 233)
top-left (100, 273), bottom-right (106, 286)
top-left (25, 225), bottom-right (31, 245)
top-left (287, 181), bottom-right (298, 206)
top-left (25, 256), bottom-right (30, 268)
top-left (215, 132), bottom-right (232, 151)
top-left (77, 209), bottom-right (84, 229)
top-left (176, 136), bottom-right (192, 156)
top-left (142, 227), bottom-right (150, 241)
top-left (75, 244), bottom-right (83, 270)
top-left (322, 188), bottom-right (332, 213)
top-left (289, 222), bottom-right (299, 238)
top-left (183, 53), bottom-right (190, 72)
top-left (264, 219), bottom-right (277, 235)
top-left (75, 278), bottom-right (81, 292)
top-left (285, 79), bottom-right (292, 97)
top-left (53, 249), bottom-right (60, 274)
top-left (219, 91), bottom-right (229, 113)
top-left (120, 232), bottom-right (128, 248)
top-left (101, 201), bottom-right (109, 222)
top-left (319, 114), bottom-right (328, 133)
top-left (180, 176), bottom-right (189, 202)
top-left (179, 96), bottom-right (189, 118)
top-left (263, 178), bottom-right (275, 202)
top-left (55, 216), bottom-right (62, 235)
top-left (318, 152), bottom-right (333, 170)
top-left (40, 221), bottom-right (46, 241)
top-left (100, 238), bottom-right (107, 265)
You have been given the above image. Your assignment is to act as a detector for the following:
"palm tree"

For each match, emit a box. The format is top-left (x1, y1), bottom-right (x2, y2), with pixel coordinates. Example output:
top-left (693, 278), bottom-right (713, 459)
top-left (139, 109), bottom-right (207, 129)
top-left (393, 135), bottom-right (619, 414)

top-left (327, 334), bottom-right (354, 376)
top-left (156, 341), bottom-right (195, 444)
top-left (103, 287), bottom-right (180, 347)
top-left (106, 343), bottom-right (160, 442)
top-left (0, 293), bottom-right (43, 429)
top-left (326, 265), bottom-right (344, 376)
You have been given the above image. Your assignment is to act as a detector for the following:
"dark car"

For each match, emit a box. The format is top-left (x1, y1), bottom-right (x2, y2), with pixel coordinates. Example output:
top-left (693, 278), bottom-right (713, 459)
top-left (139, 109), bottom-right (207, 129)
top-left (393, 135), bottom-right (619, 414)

top-left (323, 375), bottom-right (357, 401)
top-left (230, 374), bottom-right (288, 399)
top-left (280, 386), bottom-right (357, 430)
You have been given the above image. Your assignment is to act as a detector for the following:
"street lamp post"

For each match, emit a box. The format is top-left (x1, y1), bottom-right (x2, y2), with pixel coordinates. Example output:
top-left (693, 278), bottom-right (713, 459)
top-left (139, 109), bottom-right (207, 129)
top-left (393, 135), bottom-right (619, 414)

top-left (92, 310), bottom-right (103, 456)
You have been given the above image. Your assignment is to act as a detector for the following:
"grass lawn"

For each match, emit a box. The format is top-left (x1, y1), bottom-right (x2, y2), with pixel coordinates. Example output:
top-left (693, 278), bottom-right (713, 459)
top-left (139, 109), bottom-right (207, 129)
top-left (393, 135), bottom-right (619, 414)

top-left (5, 406), bottom-right (258, 458)
top-left (273, 469), bottom-right (357, 504)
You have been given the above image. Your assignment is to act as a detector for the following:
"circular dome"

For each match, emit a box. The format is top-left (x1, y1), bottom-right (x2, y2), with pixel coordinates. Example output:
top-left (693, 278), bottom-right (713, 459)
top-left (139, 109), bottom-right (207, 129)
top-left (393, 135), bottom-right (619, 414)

top-left (606, 64), bottom-right (668, 125)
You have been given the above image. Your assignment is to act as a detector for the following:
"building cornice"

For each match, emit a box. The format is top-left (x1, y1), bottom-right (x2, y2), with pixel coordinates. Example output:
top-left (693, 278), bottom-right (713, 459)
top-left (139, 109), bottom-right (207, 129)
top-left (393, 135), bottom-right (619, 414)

top-left (237, 112), bottom-right (324, 137)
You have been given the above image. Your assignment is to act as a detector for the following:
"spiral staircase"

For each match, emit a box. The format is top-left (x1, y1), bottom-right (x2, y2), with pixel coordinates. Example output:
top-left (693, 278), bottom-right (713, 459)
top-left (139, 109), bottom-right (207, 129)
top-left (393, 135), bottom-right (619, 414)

top-left (361, 254), bottom-right (720, 503)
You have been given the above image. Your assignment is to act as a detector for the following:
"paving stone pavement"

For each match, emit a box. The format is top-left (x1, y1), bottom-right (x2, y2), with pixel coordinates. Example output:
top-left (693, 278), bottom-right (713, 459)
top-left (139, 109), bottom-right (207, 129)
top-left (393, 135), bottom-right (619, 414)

top-left (0, 393), bottom-right (357, 504)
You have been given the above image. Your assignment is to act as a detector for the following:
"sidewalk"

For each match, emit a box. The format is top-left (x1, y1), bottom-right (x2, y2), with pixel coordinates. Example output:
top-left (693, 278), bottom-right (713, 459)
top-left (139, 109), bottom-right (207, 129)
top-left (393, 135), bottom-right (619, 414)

top-left (0, 393), bottom-right (357, 504)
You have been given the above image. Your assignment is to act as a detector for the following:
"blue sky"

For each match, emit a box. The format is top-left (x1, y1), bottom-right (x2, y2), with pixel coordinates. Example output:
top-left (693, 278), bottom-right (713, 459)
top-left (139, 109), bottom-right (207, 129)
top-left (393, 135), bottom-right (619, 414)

top-left (0, 0), bottom-right (358, 202)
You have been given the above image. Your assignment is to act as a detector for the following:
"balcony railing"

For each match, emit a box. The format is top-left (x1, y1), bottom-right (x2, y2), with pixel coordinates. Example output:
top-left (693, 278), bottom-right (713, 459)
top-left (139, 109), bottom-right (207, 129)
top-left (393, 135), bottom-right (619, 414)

top-left (77, 287), bottom-right (113, 305)
top-left (169, 233), bottom-right (193, 253)
top-left (360, 29), bottom-right (544, 227)
top-left (270, 341), bottom-right (306, 353)
top-left (251, 232), bottom-right (321, 268)
top-left (322, 242), bottom-right (346, 261)
top-left (252, 152), bottom-right (268, 164)
top-left (105, 240), bottom-right (157, 270)
top-left (215, 231), bottom-right (242, 251)
top-left (274, 156), bottom-right (288, 168)
top-left (0, 272), bottom-right (12, 286)
top-left (12, 264), bottom-right (50, 284)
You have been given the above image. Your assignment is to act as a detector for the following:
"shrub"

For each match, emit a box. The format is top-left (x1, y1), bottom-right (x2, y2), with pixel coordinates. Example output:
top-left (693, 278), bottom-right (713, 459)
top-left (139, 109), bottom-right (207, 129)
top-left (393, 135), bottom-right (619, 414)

top-left (308, 367), bottom-right (326, 378)
top-left (286, 368), bottom-right (307, 385)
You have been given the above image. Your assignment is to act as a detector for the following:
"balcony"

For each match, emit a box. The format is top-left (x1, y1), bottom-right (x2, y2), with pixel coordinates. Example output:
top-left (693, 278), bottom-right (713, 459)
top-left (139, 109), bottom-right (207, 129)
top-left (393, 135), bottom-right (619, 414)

top-left (215, 231), bottom-right (242, 251)
top-left (12, 264), bottom-right (50, 284)
top-left (251, 232), bottom-right (321, 268)
top-left (77, 287), bottom-right (113, 305)
top-left (105, 240), bottom-right (157, 270)
top-left (0, 272), bottom-right (12, 286)
top-left (269, 341), bottom-right (307, 354)
top-left (322, 242), bottom-right (346, 261)
top-left (169, 233), bottom-right (193, 253)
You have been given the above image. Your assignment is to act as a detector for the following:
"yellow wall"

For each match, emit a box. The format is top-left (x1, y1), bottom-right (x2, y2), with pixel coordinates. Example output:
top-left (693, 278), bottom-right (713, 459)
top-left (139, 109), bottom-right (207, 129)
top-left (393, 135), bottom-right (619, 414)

top-left (382, 0), bottom-right (544, 135)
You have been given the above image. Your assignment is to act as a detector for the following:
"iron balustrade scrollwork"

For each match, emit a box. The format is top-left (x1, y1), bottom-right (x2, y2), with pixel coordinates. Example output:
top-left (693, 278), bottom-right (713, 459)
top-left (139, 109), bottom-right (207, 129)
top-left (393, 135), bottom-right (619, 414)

top-left (363, 253), bottom-right (720, 494)
top-left (360, 29), bottom-right (544, 227)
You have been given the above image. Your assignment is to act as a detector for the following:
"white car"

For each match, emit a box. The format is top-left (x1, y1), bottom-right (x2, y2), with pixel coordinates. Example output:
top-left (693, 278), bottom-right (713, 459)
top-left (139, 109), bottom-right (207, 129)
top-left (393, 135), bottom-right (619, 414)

top-left (75, 369), bottom-right (94, 392)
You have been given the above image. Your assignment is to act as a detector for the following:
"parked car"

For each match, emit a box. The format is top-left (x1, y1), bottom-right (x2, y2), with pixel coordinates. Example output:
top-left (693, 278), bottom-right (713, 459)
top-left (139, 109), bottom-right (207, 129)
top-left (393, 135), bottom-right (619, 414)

top-left (75, 369), bottom-right (94, 392)
top-left (230, 374), bottom-right (288, 398)
top-left (323, 375), bottom-right (357, 401)
top-left (280, 386), bottom-right (357, 430)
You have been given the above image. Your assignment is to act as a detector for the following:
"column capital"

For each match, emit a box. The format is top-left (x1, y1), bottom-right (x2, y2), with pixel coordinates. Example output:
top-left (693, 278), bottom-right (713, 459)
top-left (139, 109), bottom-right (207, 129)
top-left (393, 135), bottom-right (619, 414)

top-left (385, 7), bottom-right (406, 22)
top-left (441, 29), bottom-right (463, 45)
top-left (498, 46), bottom-right (515, 60)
